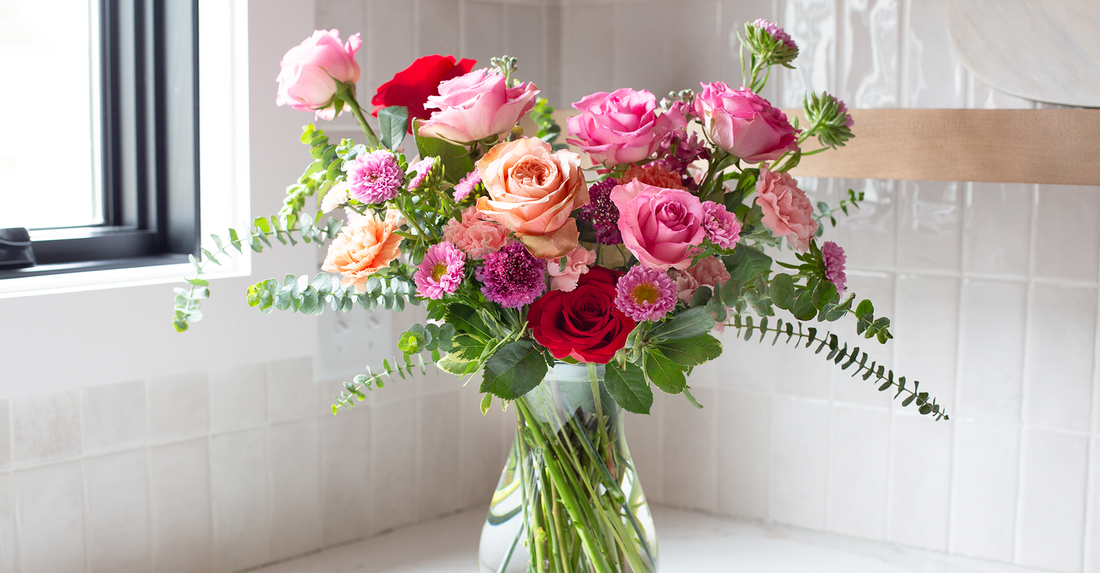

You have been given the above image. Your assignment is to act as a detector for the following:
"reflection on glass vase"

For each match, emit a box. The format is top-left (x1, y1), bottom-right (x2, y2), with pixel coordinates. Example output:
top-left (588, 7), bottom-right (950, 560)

top-left (479, 362), bottom-right (658, 573)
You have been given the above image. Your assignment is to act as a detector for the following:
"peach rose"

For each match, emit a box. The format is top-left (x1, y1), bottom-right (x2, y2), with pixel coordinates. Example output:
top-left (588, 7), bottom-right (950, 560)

top-left (321, 211), bottom-right (403, 292)
top-left (476, 137), bottom-right (589, 259)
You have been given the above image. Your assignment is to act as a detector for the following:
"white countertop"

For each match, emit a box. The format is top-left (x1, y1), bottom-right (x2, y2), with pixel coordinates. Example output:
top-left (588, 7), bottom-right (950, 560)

top-left (256, 505), bottom-right (1045, 572)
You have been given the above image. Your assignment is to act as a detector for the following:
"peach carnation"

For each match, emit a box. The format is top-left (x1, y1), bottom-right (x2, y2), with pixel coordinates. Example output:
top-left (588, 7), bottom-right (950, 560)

top-left (620, 163), bottom-right (683, 190)
top-left (442, 206), bottom-right (508, 259)
top-left (321, 210), bottom-right (403, 292)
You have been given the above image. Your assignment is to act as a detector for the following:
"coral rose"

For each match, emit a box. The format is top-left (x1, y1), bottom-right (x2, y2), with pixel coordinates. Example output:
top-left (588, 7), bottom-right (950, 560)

top-left (321, 211), bottom-right (403, 292)
top-left (610, 180), bottom-right (706, 271)
top-left (620, 164), bottom-right (684, 189)
top-left (754, 164), bottom-right (818, 251)
top-left (371, 55), bottom-right (476, 133)
top-left (694, 82), bottom-right (798, 163)
top-left (417, 68), bottom-right (539, 143)
top-left (275, 29), bottom-right (361, 120)
top-left (566, 88), bottom-right (686, 166)
top-left (476, 138), bottom-right (589, 259)
top-left (528, 266), bottom-right (636, 364)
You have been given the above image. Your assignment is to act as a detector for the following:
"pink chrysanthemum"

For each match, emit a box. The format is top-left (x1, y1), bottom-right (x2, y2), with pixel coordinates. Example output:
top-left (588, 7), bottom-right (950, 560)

top-left (580, 178), bottom-right (622, 245)
top-left (407, 157), bottom-right (436, 190)
top-left (452, 170), bottom-right (481, 202)
top-left (615, 266), bottom-right (677, 322)
top-left (701, 201), bottom-right (742, 249)
top-left (346, 150), bottom-right (403, 204)
top-left (475, 242), bottom-right (546, 308)
top-left (822, 241), bottom-right (847, 292)
top-left (414, 242), bottom-right (466, 300)
top-left (753, 19), bottom-right (798, 50)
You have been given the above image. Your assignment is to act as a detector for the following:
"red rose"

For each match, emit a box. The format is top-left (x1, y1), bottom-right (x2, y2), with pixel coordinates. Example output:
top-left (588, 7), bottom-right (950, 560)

top-left (371, 55), bottom-right (476, 133)
top-left (527, 266), bottom-right (636, 363)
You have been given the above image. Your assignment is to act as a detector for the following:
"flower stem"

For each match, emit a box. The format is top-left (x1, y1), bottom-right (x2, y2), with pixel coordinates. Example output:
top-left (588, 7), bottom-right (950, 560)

top-left (340, 88), bottom-right (381, 148)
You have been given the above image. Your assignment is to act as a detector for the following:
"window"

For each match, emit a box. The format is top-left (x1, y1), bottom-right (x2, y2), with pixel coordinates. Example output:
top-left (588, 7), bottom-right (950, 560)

top-left (0, 0), bottom-right (200, 279)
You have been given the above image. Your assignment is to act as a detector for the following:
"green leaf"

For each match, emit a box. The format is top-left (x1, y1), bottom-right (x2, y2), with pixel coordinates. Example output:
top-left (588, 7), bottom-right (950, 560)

top-left (438, 353), bottom-right (477, 375)
top-left (604, 362), bottom-right (653, 414)
top-left (792, 284), bottom-right (818, 321)
top-left (682, 386), bottom-right (704, 409)
top-left (480, 393), bottom-right (493, 415)
top-left (724, 245), bottom-right (773, 286)
top-left (769, 273), bottom-right (795, 310)
top-left (812, 279), bottom-right (838, 309)
top-left (378, 106), bottom-right (409, 151)
top-left (856, 299), bottom-right (875, 318)
top-left (480, 339), bottom-right (548, 400)
top-left (654, 334), bottom-right (722, 367)
top-left (644, 349), bottom-right (687, 394)
top-left (415, 133), bottom-right (476, 184)
top-left (689, 285), bottom-right (712, 307)
top-left (649, 307), bottom-right (717, 341)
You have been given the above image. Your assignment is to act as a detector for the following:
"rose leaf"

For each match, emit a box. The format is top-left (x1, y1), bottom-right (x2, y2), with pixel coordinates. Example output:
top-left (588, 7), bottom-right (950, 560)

top-left (643, 349), bottom-right (687, 394)
top-left (604, 362), bottom-right (653, 415)
top-left (654, 334), bottom-right (723, 367)
top-left (480, 339), bottom-right (549, 400)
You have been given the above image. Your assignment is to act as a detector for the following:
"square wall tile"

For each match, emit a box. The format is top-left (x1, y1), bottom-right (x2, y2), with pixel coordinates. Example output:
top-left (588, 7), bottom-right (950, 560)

top-left (839, 0), bottom-right (899, 108)
top-left (211, 429), bottom-right (271, 573)
top-left (463, 1), bottom-right (505, 75)
top-left (1024, 284), bottom-right (1096, 432)
top-left (209, 362), bottom-right (266, 433)
top-left (891, 276), bottom-right (959, 413)
top-left (827, 405), bottom-right (889, 540)
top-left (662, 388), bottom-right (717, 511)
top-left (1085, 437), bottom-right (1100, 573)
top-left (269, 419), bottom-right (322, 562)
top-left (15, 462), bottom-right (85, 572)
top-left (896, 180), bottom-right (962, 272)
top-left (366, 0), bottom-right (415, 99)
top-left (1032, 185), bottom-right (1100, 282)
top-left (370, 397), bottom-right (418, 533)
top-left (888, 413), bottom-right (952, 552)
top-left (418, 391), bottom-right (461, 519)
top-left (706, 329), bottom-right (775, 393)
top-left (83, 380), bottom-right (147, 454)
top-left (503, 4), bottom-right (546, 94)
top-left (561, 4), bottom-right (615, 106)
top-left (321, 402), bottom-right (372, 546)
top-left (956, 279), bottom-right (1027, 421)
top-left (770, 397), bottom-right (829, 529)
top-left (903, 0), bottom-right (965, 108)
top-left (1016, 428), bottom-right (1087, 572)
top-left (717, 391), bottom-right (771, 520)
top-left (666, 1), bottom-right (718, 93)
top-left (268, 356), bottom-right (318, 423)
top-left (963, 183), bottom-right (1031, 278)
top-left (85, 450), bottom-right (152, 573)
top-left (950, 418), bottom-right (1019, 562)
top-left (0, 474), bottom-right (13, 573)
top-left (12, 388), bottom-right (80, 465)
top-left (149, 439), bottom-right (212, 573)
top-left (459, 379), bottom-right (506, 508)
top-left (828, 179), bottom-right (897, 271)
top-left (779, 0), bottom-right (837, 108)
top-left (613, 2), bottom-right (670, 95)
top-left (148, 371), bottom-right (210, 442)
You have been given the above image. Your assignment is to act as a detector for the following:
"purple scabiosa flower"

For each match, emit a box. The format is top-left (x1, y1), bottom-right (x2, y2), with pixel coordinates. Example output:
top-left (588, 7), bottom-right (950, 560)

top-left (407, 157), bottom-right (436, 190)
top-left (414, 242), bottom-right (466, 300)
top-left (615, 265), bottom-right (677, 322)
top-left (475, 242), bottom-right (546, 308)
top-left (752, 19), bottom-right (798, 51)
top-left (701, 201), bottom-right (742, 249)
top-left (656, 131), bottom-right (710, 177)
top-left (580, 178), bottom-right (623, 245)
top-left (452, 169), bottom-right (481, 202)
top-left (821, 241), bottom-right (847, 292)
top-left (346, 150), bottom-right (403, 204)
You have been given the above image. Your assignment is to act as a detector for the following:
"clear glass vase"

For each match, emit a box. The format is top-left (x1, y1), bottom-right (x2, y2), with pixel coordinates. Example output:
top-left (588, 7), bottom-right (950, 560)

top-left (479, 362), bottom-right (658, 573)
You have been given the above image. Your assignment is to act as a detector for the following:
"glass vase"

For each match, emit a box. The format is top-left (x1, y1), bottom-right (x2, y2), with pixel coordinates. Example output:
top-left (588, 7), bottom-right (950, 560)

top-left (478, 362), bottom-right (658, 573)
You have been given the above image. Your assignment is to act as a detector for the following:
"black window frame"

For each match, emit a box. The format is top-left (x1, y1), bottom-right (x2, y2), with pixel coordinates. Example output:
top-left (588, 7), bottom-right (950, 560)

top-left (0, 0), bottom-right (200, 279)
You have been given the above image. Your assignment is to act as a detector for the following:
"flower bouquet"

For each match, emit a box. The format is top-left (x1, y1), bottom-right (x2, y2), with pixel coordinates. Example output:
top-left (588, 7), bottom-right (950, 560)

top-left (173, 20), bottom-right (947, 573)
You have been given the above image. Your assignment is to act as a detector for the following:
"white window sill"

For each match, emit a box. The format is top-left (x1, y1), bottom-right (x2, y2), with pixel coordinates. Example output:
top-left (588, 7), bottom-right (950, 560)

top-left (255, 504), bottom-right (1044, 573)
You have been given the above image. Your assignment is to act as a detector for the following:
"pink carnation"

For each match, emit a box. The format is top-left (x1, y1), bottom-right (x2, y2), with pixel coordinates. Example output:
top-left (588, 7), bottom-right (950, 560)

top-left (701, 201), bottom-right (742, 249)
top-left (548, 245), bottom-right (597, 292)
top-left (442, 206), bottom-right (508, 259)
top-left (676, 257), bottom-right (731, 304)
top-left (615, 266), bottom-right (677, 322)
top-left (414, 242), bottom-right (466, 300)
top-left (754, 164), bottom-right (818, 251)
top-left (822, 241), bottom-right (847, 292)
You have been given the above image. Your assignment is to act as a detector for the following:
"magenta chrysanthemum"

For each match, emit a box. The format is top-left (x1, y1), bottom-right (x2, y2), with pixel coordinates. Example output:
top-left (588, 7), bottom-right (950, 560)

top-left (581, 178), bottom-right (622, 245)
top-left (822, 241), bottom-right (847, 292)
top-left (453, 170), bottom-right (481, 202)
top-left (701, 201), bottom-right (742, 249)
top-left (753, 19), bottom-right (797, 50)
top-left (414, 242), bottom-right (466, 300)
top-left (475, 242), bottom-right (546, 308)
top-left (346, 150), bottom-right (403, 204)
top-left (407, 157), bottom-right (436, 190)
top-left (615, 266), bottom-right (676, 322)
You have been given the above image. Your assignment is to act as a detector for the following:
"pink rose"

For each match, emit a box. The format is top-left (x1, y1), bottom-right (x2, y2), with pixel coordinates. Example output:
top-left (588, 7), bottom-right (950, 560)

top-left (442, 206), bottom-right (508, 259)
top-left (417, 68), bottom-right (539, 143)
top-left (755, 164), bottom-right (818, 251)
top-left (548, 246), bottom-right (597, 292)
top-left (611, 180), bottom-right (705, 271)
top-left (694, 82), bottom-right (798, 163)
top-left (276, 30), bottom-right (361, 120)
top-left (566, 89), bottom-right (686, 166)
